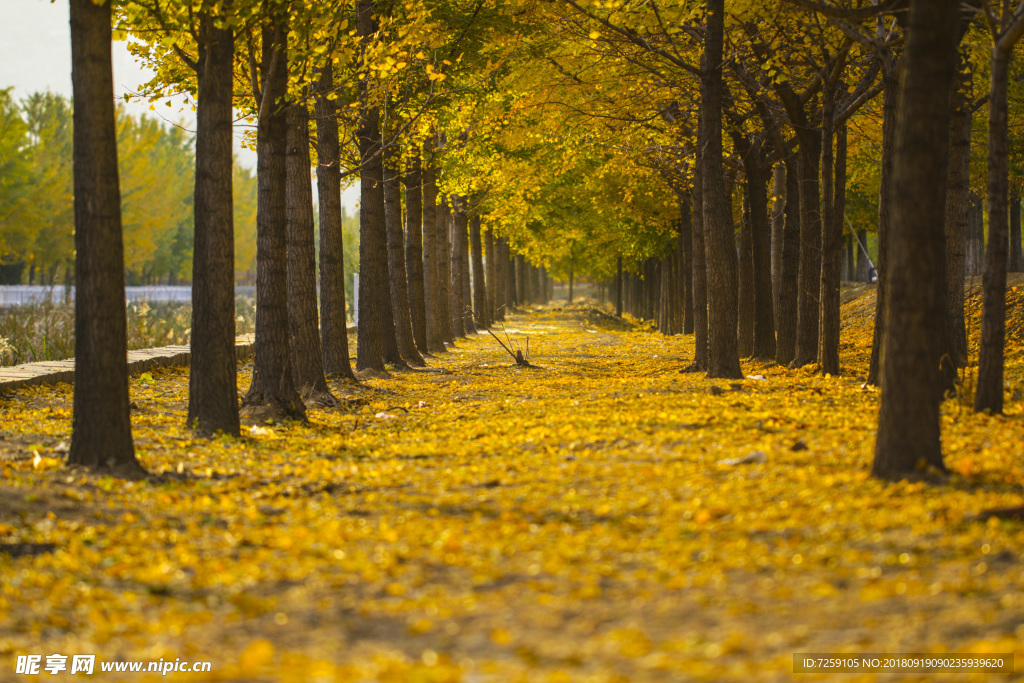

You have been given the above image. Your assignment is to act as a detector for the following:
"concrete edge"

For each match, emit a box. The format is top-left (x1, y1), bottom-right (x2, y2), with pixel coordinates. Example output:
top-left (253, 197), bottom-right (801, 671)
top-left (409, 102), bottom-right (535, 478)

top-left (0, 334), bottom-right (256, 393)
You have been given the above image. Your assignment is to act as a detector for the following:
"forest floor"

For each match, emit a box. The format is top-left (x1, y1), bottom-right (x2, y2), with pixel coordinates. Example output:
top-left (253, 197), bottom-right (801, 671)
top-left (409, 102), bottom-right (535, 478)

top-left (3, 287), bottom-right (1024, 682)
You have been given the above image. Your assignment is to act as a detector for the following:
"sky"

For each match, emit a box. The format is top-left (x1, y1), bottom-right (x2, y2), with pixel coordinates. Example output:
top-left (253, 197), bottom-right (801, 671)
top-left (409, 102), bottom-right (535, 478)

top-left (1, 0), bottom-right (359, 211)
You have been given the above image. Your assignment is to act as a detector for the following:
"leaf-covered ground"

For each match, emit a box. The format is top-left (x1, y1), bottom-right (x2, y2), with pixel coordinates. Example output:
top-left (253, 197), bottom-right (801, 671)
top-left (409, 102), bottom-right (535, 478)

top-left (2, 292), bottom-right (1024, 682)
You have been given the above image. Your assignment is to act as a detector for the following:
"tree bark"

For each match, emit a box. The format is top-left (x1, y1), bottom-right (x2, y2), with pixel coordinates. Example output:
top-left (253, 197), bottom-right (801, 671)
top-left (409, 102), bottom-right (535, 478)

top-left (242, 15), bottom-right (305, 420)
top-left (944, 57), bottom-right (972, 371)
top-left (975, 46), bottom-right (1014, 414)
top-left (436, 195), bottom-right (455, 343)
top-left (485, 227), bottom-right (497, 321)
top-left (504, 240), bottom-right (516, 312)
top-left (315, 62), bottom-right (356, 381)
top-left (471, 214), bottom-right (488, 327)
top-left (855, 229), bottom-right (869, 282)
top-left (775, 156), bottom-right (801, 365)
top-left (420, 147), bottom-right (446, 352)
top-left (794, 134), bottom-right (822, 367)
top-left (770, 162), bottom-right (786, 335)
top-left (680, 195), bottom-right (694, 334)
top-left (738, 189), bottom-right (754, 357)
top-left (819, 93), bottom-right (843, 376)
top-left (188, 12), bottom-right (239, 436)
top-left (690, 162), bottom-right (710, 371)
top-left (873, 0), bottom-right (957, 478)
top-left (404, 146), bottom-right (428, 352)
top-left (68, 0), bottom-right (140, 473)
top-left (383, 143), bottom-right (424, 366)
top-left (449, 198), bottom-right (467, 336)
top-left (615, 256), bottom-right (623, 317)
top-left (700, 0), bottom-right (742, 379)
top-left (516, 253), bottom-right (526, 307)
top-left (499, 238), bottom-right (511, 318)
top-left (568, 255), bottom-right (574, 305)
top-left (286, 100), bottom-right (336, 402)
top-left (868, 62), bottom-right (900, 386)
top-left (1010, 191), bottom-right (1022, 273)
top-left (967, 191), bottom-right (984, 275)
top-left (744, 150), bottom-right (775, 359)
top-left (461, 210), bottom-right (477, 331)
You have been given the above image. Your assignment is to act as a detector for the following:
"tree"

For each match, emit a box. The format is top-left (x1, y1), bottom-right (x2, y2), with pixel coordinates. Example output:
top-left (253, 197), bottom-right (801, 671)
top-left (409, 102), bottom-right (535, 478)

top-left (355, 0), bottom-right (403, 373)
top-left (383, 142), bottom-right (426, 366)
top-left (470, 213), bottom-right (488, 328)
top-left (975, 4), bottom-right (1024, 414)
top-left (315, 61), bottom-right (357, 381)
top-left (700, 0), bottom-right (743, 380)
top-left (242, 9), bottom-right (306, 420)
top-left (286, 98), bottom-right (337, 403)
top-left (420, 139), bottom-right (447, 353)
top-left (67, 0), bottom-right (142, 475)
top-left (187, 9), bottom-right (240, 436)
top-left (404, 146), bottom-right (429, 352)
top-left (873, 0), bottom-right (959, 479)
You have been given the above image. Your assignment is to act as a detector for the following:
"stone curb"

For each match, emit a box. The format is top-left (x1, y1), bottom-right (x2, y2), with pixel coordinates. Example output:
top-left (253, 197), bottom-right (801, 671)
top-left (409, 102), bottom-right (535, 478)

top-left (0, 334), bottom-right (256, 392)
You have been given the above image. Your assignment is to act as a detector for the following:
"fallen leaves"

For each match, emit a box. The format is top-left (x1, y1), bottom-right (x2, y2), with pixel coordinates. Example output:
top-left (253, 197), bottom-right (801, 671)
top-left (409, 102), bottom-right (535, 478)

top-left (0, 300), bottom-right (1023, 680)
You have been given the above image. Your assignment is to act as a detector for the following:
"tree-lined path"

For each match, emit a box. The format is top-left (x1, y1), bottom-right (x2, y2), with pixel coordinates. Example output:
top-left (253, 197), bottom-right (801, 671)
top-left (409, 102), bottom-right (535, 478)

top-left (3, 296), bottom-right (1024, 680)
top-left (7, 0), bottom-right (1024, 677)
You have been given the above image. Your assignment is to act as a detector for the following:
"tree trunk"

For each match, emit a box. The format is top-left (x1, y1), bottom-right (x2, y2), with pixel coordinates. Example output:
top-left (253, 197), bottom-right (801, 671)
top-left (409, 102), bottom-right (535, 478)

top-left (873, 0), bottom-right (957, 478)
top-left (485, 227), bottom-right (498, 320)
top-left (680, 195), bottom-right (694, 334)
top-left (354, 113), bottom-right (398, 370)
top-left (67, 0), bottom-right (140, 473)
top-left (843, 234), bottom-right (853, 281)
top-left (516, 253), bottom-right (526, 306)
top-left (856, 229), bottom-right (869, 282)
top-left (449, 199), bottom-right (467, 336)
top-left (471, 214), bottom-right (488, 327)
top-left (383, 143), bottom-right (424, 366)
top-left (1010, 190), bottom-right (1023, 273)
top-left (420, 148), bottom-right (446, 352)
top-left (661, 253), bottom-right (677, 334)
top-left (188, 12), bottom-right (239, 436)
top-left (868, 62), bottom-right (900, 386)
top-left (502, 239), bottom-right (512, 316)
top-left (819, 99), bottom-right (844, 376)
top-left (462, 213), bottom-right (476, 329)
top-left (794, 133), bottom-right (822, 367)
top-left (568, 256), bottom-right (574, 304)
top-left (746, 153), bottom-right (775, 359)
top-left (315, 62), bottom-right (356, 381)
top-left (775, 156), bottom-right (800, 365)
top-left (354, 0), bottom-right (399, 372)
top-left (437, 196), bottom-right (455, 343)
top-left (700, 0), bottom-right (742, 379)
top-left (976, 46), bottom-right (1014, 414)
top-left (504, 240), bottom-right (516, 311)
top-left (242, 16), bottom-right (305, 420)
top-left (967, 191), bottom-right (984, 275)
top-left (615, 256), bottom-right (623, 317)
top-left (771, 163), bottom-right (786, 330)
top-left (404, 147), bottom-right (428, 352)
top-left (944, 57), bottom-right (972, 371)
top-left (738, 189), bottom-right (754, 357)
top-left (286, 100), bottom-right (336, 402)
top-left (690, 162), bottom-right (710, 371)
